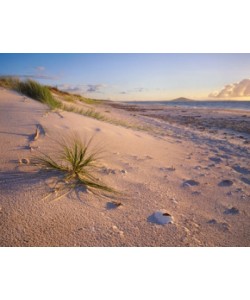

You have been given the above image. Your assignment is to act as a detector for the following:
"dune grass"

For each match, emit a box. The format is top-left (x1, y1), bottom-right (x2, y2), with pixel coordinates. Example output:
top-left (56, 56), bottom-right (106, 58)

top-left (49, 86), bottom-right (102, 105)
top-left (0, 77), bottom-right (62, 109)
top-left (33, 135), bottom-right (117, 199)
top-left (1, 77), bottom-right (151, 132)
top-left (0, 76), bottom-right (20, 89)
top-left (62, 104), bottom-right (108, 121)
top-left (17, 80), bottom-right (62, 109)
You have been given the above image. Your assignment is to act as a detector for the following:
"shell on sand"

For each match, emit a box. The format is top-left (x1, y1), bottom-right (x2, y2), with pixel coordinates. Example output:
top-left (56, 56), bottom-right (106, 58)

top-left (19, 158), bottom-right (30, 164)
top-left (148, 210), bottom-right (174, 225)
top-left (34, 127), bottom-right (40, 141)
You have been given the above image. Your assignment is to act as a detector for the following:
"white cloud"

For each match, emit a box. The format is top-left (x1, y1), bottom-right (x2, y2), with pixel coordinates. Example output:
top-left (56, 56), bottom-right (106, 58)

top-left (58, 83), bottom-right (106, 94)
top-left (35, 66), bottom-right (45, 72)
top-left (209, 78), bottom-right (250, 98)
top-left (57, 84), bottom-right (82, 93)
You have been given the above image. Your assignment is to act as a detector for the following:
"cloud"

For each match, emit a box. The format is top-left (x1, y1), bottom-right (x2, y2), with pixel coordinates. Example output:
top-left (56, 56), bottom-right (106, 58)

top-left (209, 79), bottom-right (250, 98)
top-left (119, 87), bottom-right (145, 95)
top-left (57, 84), bottom-right (82, 93)
top-left (35, 66), bottom-right (45, 72)
top-left (135, 87), bottom-right (145, 92)
top-left (86, 84), bottom-right (105, 93)
top-left (57, 83), bottom-right (106, 94)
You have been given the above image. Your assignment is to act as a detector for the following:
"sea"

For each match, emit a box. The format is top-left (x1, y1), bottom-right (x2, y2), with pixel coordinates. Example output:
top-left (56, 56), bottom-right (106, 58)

top-left (127, 101), bottom-right (250, 111)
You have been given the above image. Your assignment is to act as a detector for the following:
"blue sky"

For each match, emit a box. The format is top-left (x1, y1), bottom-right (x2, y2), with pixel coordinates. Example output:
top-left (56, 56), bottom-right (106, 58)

top-left (1, 54), bottom-right (250, 100)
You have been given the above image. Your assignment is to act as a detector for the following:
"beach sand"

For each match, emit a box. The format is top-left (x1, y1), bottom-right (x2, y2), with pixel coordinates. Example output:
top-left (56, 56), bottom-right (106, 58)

top-left (0, 88), bottom-right (249, 246)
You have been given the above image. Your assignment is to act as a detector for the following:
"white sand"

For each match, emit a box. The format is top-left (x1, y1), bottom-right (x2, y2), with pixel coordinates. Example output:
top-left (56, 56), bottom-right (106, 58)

top-left (0, 88), bottom-right (249, 246)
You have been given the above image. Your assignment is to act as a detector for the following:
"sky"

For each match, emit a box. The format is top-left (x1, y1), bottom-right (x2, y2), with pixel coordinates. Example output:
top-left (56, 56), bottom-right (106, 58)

top-left (1, 53), bottom-right (250, 101)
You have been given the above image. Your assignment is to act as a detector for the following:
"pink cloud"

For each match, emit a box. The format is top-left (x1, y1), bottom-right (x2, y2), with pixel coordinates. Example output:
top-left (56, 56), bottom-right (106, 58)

top-left (209, 79), bottom-right (250, 98)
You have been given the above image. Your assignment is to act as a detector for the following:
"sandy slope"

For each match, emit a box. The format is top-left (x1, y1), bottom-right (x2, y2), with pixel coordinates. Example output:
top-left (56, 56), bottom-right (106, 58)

top-left (0, 89), bottom-right (249, 246)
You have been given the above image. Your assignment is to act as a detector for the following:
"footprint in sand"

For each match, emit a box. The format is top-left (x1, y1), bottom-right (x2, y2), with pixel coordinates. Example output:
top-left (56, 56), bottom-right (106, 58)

top-left (145, 155), bottom-right (153, 160)
top-left (218, 180), bottom-right (233, 187)
top-left (233, 166), bottom-right (250, 175)
top-left (183, 180), bottom-right (200, 187)
top-left (240, 177), bottom-right (250, 185)
top-left (207, 219), bottom-right (230, 231)
top-left (209, 157), bottom-right (223, 164)
top-left (106, 201), bottom-right (123, 210)
top-left (192, 191), bottom-right (201, 195)
top-left (224, 207), bottom-right (239, 215)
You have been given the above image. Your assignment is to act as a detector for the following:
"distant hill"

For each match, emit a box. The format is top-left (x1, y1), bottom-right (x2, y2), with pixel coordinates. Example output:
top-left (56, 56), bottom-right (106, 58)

top-left (171, 97), bottom-right (194, 102)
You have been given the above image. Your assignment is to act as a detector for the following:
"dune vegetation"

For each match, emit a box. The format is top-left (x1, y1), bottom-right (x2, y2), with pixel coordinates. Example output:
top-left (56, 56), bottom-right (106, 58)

top-left (33, 135), bottom-right (117, 199)
top-left (0, 76), bottom-right (149, 131)
top-left (0, 77), bottom-right (62, 109)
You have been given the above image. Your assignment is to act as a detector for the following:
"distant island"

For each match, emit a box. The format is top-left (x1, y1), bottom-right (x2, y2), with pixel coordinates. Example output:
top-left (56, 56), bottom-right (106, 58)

top-left (171, 97), bottom-right (194, 102)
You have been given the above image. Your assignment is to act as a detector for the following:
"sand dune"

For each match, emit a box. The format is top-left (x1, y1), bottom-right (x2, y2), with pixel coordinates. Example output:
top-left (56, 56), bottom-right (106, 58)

top-left (0, 88), bottom-right (249, 246)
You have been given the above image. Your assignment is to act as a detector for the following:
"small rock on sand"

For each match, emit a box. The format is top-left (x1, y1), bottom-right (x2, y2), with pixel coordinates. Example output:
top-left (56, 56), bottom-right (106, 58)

top-left (102, 168), bottom-right (116, 175)
top-left (160, 166), bottom-right (176, 172)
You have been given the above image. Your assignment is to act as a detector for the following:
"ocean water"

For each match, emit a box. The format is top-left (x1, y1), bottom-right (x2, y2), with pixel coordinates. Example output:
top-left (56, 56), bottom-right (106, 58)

top-left (127, 101), bottom-right (250, 111)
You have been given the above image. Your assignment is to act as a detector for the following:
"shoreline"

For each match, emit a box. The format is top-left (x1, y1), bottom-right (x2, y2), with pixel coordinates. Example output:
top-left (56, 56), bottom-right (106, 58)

top-left (109, 102), bottom-right (250, 136)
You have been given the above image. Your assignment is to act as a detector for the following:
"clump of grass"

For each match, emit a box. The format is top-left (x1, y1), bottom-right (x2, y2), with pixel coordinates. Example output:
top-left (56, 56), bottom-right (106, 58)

top-left (17, 80), bottom-right (62, 109)
top-left (33, 135), bottom-right (117, 200)
top-left (0, 76), bottom-right (62, 110)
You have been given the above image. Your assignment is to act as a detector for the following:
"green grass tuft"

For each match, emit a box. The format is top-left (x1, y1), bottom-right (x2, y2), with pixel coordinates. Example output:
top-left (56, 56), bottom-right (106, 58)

top-left (17, 80), bottom-right (62, 109)
top-left (33, 135), bottom-right (117, 199)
